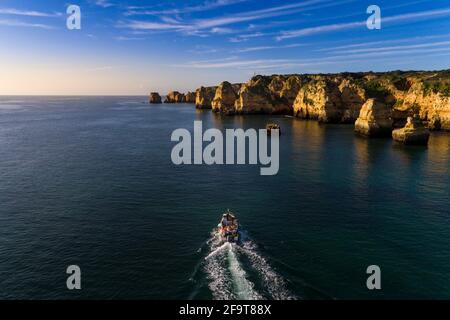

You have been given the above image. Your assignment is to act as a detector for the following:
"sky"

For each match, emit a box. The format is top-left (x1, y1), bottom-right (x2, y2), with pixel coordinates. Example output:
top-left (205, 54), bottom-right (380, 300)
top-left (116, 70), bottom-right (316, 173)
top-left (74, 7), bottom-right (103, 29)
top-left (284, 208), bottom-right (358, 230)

top-left (0, 0), bottom-right (450, 95)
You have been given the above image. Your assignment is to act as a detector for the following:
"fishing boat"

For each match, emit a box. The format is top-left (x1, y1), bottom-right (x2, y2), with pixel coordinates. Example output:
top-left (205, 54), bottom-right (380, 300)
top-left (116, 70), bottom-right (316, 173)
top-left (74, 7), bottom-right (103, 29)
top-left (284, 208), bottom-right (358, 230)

top-left (217, 210), bottom-right (240, 243)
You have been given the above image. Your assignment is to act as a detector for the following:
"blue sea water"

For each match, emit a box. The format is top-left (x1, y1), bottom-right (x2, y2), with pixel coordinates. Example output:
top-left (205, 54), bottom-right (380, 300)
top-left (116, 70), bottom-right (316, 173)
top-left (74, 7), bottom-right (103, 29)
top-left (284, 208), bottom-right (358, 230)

top-left (0, 96), bottom-right (449, 299)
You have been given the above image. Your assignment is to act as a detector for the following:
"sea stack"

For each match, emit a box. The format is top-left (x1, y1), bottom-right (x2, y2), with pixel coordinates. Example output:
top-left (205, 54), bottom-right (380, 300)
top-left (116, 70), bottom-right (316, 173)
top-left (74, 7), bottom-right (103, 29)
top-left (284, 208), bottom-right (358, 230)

top-left (165, 91), bottom-right (185, 103)
top-left (149, 92), bottom-right (162, 104)
top-left (392, 115), bottom-right (430, 145)
top-left (355, 98), bottom-right (393, 137)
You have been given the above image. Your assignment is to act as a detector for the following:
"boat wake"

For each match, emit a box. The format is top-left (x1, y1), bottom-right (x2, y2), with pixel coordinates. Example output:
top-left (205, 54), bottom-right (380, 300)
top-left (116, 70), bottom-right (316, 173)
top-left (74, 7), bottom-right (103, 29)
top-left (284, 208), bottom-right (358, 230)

top-left (200, 230), bottom-right (296, 300)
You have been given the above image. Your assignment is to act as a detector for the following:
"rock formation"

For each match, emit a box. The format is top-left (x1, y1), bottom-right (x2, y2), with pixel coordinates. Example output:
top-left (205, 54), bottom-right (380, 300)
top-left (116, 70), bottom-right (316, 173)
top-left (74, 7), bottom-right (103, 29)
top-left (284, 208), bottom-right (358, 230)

top-left (212, 81), bottom-right (239, 115)
top-left (186, 70), bottom-right (450, 131)
top-left (164, 91), bottom-right (185, 103)
top-left (388, 77), bottom-right (450, 131)
top-left (280, 76), bottom-right (303, 107)
top-left (293, 78), bottom-right (342, 122)
top-left (234, 76), bottom-right (274, 114)
top-left (293, 77), bottom-right (366, 123)
top-left (338, 79), bottom-right (367, 123)
top-left (355, 98), bottom-right (393, 137)
top-left (185, 92), bottom-right (196, 103)
top-left (195, 86), bottom-right (217, 109)
top-left (149, 92), bottom-right (162, 104)
top-left (392, 115), bottom-right (430, 145)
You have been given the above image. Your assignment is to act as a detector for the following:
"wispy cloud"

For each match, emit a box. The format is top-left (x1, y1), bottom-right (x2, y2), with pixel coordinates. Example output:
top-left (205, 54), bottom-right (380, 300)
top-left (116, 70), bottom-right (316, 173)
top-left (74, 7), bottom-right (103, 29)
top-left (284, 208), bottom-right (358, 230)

top-left (228, 32), bottom-right (269, 42)
top-left (210, 27), bottom-right (235, 34)
top-left (336, 40), bottom-right (450, 54)
top-left (125, 0), bottom-right (249, 16)
top-left (123, 20), bottom-right (189, 31)
top-left (0, 8), bottom-right (62, 17)
top-left (94, 0), bottom-right (115, 8)
top-left (0, 19), bottom-right (54, 29)
top-left (277, 7), bottom-right (450, 40)
top-left (234, 43), bottom-right (302, 53)
top-left (114, 36), bottom-right (145, 41)
top-left (84, 65), bottom-right (115, 72)
top-left (122, 0), bottom-right (353, 34)
top-left (177, 43), bottom-right (450, 70)
top-left (317, 34), bottom-right (450, 52)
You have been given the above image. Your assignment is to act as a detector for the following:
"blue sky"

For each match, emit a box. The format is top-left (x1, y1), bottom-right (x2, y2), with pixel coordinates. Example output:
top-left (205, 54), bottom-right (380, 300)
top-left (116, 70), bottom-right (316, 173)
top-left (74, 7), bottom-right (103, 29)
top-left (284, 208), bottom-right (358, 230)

top-left (1, 0), bottom-right (450, 94)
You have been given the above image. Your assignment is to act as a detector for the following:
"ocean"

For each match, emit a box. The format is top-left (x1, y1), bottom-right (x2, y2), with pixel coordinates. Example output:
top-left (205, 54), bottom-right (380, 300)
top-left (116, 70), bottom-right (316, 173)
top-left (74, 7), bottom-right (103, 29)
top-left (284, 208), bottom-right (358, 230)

top-left (0, 96), bottom-right (449, 299)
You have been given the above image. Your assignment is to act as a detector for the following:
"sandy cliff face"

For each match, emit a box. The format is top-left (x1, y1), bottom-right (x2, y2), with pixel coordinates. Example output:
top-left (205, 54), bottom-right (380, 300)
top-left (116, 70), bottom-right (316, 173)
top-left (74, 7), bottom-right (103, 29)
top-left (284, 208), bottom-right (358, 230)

top-left (212, 75), bottom-right (304, 115)
top-left (280, 76), bottom-right (303, 106)
top-left (192, 70), bottom-right (450, 131)
top-left (355, 98), bottom-right (393, 137)
top-left (388, 78), bottom-right (450, 131)
top-left (212, 81), bottom-right (239, 115)
top-left (165, 91), bottom-right (185, 103)
top-left (195, 86), bottom-right (217, 109)
top-left (293, 78), bottom-right (340, 122)
top-left (338, 79), bottom-right (367, 123)
top-left (234, 76), bottom-right (275, 114)
top-left (292, 77), bottom-right (365, 123)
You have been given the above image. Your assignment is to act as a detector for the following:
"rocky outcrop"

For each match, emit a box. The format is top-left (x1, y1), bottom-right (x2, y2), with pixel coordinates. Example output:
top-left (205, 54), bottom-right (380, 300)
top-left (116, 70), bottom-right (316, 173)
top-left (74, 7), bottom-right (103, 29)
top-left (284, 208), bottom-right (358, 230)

top-left (230, 75), bottom-right (298, 115)
top-left (293, 79), bottom-right (342, 122)
top-left (164, 91), bottom-right (185, 103)
top-left (188, 70), bottom-right (450, 131)
top-left (293, 77), bottom-right (366, 123)
top-left (195, 86), bottom-right (217, 109)
top-left (185, 92), bottom-right (196, 103)
top-left (212, 81), bottom-right (239, 115)
top-left (149, 92), bottom-right (162, 104)
top-left (355, 98), bottom-right (393, 137)
top-left (234, 76), bottom-right (274, 114)
top-left (339, 79), bottom-right (367, 123)
top-left (269, 75), bottom-right (302, 114)
top-left (280, 76), bottom-right (303, 106)
top-left (392, 115), bottom-right (430, 145)
top-left (388, 78), bottom-right (450, 131)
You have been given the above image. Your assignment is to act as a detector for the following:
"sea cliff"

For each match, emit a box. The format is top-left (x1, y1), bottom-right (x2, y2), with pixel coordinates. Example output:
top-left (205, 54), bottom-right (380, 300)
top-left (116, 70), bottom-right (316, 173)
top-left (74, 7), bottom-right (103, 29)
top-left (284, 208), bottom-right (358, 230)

top-left (152, 70), bottom-right (450, 132)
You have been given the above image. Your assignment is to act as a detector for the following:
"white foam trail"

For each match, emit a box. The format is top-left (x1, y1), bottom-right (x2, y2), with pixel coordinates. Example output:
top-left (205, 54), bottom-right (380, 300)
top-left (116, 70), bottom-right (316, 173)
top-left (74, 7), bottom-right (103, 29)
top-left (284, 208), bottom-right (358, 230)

top-left (204, 242), bottom-right (229, 260)
top-left (237, 241), bottom-right (297, 300)
top-left (226, 243), bottom-right (263, 300)
top-left (202, 229), bottom-right (293, 300)
top-left (204, 245), bottom-right (234, 300)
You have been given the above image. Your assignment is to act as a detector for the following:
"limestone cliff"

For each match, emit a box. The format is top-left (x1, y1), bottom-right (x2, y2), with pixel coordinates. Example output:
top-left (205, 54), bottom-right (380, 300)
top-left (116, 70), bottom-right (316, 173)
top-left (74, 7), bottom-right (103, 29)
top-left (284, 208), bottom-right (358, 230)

top-left (192, 70), bottom-right (450, 131)
top-left (292, 77), bottom-right (366, 123)
top-left (234, 76), bottom-right (274, 114)
top-left (355, 98), bottom-right (393, 137)
top-left (212, 81), bottom-right (239, 115)
top-left (195, 86), bottom-right (217, 109)
top-left (165, 91), bottom-right (185, 103)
